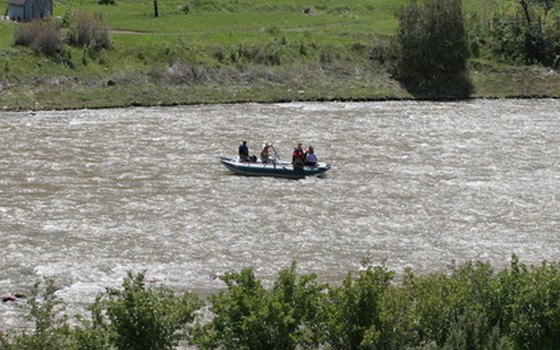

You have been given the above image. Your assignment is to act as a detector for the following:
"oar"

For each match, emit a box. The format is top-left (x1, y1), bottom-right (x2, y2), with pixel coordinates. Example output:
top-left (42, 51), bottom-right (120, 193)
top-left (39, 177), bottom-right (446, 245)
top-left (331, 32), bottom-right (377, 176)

top-left (270, 144), bottom-right (280, 161)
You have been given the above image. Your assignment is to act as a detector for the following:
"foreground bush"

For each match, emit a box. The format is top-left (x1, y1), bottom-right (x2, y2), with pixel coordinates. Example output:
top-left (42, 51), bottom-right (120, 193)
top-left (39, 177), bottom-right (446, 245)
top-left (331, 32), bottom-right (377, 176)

top-left (86, 271), bottom-right (202, 350)
top-left (0, 273), bottom-right (201, 350)
top-left (322, 262), bottom-right (393, 350)
top-left (194, 262), bottom-right (325, 350)
top-left (2, 278), bottom-right (72, 350)
top-left (2, 257), bottom-right (560, 349)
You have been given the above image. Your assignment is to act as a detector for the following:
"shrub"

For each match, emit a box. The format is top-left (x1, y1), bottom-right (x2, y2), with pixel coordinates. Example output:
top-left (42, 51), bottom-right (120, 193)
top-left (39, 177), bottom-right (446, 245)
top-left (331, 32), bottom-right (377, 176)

top-left (0, 331), bottom-right (11, 350)
top-left (507, 261), bottom-right (560, 349)
top-left (10, 278), bottom-right (73, 350)
top-left (13, 19), bottom-right (62, 56)
top-left (194, 262), bottom-right (325, 350)
top-left (105, 271), bottom-right (202, 350)
top-left (368, 37), bottom-right (397, 65)
top-left (13, 21), bottom-right (41, 47)
top-left (481, 1), bottom-right (559, 65)
top-left (72, 296), bottom-right (112, 350)
top-left (3, 259), bottom-right (560, 349)
top-left (228, 42), bottom-right (284, 66)
top-left (321, 260), bottom-right (394, 350)
top-left (32, 23), bottom-right (63, 56)
top-left (66, 11), bottom-right (110, 51)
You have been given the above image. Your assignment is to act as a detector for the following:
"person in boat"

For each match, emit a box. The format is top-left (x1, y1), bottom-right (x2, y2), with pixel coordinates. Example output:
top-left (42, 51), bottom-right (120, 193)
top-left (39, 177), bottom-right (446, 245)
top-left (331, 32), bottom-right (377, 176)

top-left (239, 140), bottom-right (249, 162)
top-left (261, 143), bottom-right (274, 163)
top-left (305, 145), bottom-right (318, 166)
top-left (292, 143), bottom-right (305, 168)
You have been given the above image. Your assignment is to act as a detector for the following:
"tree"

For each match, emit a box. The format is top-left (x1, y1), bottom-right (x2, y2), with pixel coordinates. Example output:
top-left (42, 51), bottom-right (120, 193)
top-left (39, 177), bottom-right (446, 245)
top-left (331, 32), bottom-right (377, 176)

top-left (395, 0), bottom-right (472, 97)
top-left (483, 0), bottom-right (560, 65)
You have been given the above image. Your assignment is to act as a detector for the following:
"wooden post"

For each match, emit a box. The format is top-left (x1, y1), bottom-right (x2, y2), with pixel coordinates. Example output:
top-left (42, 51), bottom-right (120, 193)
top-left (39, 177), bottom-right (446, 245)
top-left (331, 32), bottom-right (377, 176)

top-left (154, 0), bottom-right (159, 17)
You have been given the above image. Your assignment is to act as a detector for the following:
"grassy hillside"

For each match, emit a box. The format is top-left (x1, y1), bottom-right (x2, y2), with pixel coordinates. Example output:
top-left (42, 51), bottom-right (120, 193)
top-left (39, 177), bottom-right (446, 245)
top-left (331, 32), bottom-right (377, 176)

top-left (1, 0), bottom-right (559, 110)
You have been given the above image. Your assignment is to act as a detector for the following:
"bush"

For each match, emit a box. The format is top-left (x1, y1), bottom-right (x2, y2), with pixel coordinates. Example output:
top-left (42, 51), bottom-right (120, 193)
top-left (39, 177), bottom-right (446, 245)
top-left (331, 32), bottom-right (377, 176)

top-left (507, 261), bottom-right (560, 349)
top-left (72, 296), bottom-right (112, 350)
top-left (0, 331), bottom-right (11, 350)
top-left (32, 23), bottom-right (63, 56)
top-left (105, 271), bottom-right (202, 350)
top-left (228, 42), bottom-right (284, 66)
top-left (194, 262), bottom-right (325, 350)
top-left (322, 261), bottom-right (394, 350)
top-left (2, 259), bottom-right (560, 349)
top-left (481, 1), bottom-right (559, 65)
top-left (9, 279), bottom-right (72, 350)
top-left (368, 37), bottom-right (397, 65)
top-left (66, 11), bottom-right (110, 51)
top-left (13, 19), bottom-right (62, 56)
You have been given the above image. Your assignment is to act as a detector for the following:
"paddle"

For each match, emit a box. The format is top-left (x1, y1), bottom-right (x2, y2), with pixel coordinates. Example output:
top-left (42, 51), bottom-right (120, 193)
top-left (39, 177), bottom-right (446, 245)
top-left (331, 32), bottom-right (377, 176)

top-left (270, 144), bottom-right (280, 161)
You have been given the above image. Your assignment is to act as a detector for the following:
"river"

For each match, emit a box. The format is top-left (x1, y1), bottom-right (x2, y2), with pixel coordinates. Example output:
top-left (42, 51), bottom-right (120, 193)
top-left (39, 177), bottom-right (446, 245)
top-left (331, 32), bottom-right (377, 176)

top-left (1, 100), bottom-right (559, 325)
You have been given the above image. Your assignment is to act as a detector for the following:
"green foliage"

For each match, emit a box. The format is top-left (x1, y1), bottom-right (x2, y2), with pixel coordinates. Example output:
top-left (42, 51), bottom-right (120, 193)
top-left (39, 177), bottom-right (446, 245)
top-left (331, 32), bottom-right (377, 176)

top-left (105, 271), bottom-right (203, 350)
top-left (2, 259), bottom-right (560, 349)
top-left (480, 0), bottom-right (560, 65)
top-left (507, 261), bottom-right (560, 349)
top-left (10, 278), bottom-right (73, 350)
top-left (322, 260), bottom-right (394, 350)
top-left (396, 0), bottom-right (472, 97)
top-left (194, 262), bottom-right (325, 350)
top-left (0, 331), bottom-right (12, 350)
top-left (72, 296), bottom-right (112, 350)
top-left (226, 40), bottom-right (288, 65)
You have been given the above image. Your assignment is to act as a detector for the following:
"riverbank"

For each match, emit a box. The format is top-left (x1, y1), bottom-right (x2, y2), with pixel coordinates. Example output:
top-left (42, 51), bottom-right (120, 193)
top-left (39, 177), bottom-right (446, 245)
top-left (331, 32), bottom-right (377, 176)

top-left (1, 0), bottom-right (560, 111)
top-left (2, 60), bottom-right (560, 111)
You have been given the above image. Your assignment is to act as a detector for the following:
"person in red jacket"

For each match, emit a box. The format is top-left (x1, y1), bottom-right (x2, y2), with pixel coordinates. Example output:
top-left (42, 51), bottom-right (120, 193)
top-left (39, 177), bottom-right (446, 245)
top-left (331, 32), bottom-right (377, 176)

top-left (292, 143), bottom-right (305, 168)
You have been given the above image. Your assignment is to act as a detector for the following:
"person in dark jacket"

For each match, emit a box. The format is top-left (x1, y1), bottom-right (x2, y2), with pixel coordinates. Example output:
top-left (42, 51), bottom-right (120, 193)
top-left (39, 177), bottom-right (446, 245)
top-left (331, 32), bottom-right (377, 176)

top-left (239, 140), bottom-right (249, 162)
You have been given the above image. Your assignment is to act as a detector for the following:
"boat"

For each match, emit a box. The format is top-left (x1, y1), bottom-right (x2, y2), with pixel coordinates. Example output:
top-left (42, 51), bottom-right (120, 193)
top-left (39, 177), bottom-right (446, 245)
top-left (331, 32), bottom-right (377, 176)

top-left (219, 156), bottom-right (330, 179)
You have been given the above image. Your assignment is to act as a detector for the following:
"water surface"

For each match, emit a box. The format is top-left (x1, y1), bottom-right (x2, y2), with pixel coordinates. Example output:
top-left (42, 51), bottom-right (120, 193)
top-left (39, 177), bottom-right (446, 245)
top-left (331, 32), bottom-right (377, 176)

top-left (1, 100), bottom-right (559, 324)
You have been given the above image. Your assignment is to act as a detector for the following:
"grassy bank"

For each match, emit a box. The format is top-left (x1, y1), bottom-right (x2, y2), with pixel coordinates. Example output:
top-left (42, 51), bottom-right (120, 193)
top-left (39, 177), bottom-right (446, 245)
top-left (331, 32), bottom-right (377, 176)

top-left (1, 0), bottom-right (560, 111)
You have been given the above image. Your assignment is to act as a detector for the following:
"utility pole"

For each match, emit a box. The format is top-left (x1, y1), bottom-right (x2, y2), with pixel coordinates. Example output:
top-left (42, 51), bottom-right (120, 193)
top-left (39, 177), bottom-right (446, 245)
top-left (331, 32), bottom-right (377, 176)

top-left (154, 0), bottom-right (159, 17)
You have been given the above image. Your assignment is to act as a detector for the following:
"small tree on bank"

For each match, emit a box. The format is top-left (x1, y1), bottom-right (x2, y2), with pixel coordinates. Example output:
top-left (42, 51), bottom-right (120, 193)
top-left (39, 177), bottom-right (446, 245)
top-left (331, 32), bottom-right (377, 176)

top-left (395, 0), bottom-right (472, 97)
top-left (482, 0), bottom-right (560, 65)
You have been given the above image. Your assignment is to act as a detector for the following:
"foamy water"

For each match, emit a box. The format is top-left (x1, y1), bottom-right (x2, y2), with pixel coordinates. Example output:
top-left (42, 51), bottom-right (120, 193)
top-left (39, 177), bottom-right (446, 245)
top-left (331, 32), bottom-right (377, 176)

top-left (1, 100), bottom-right (559, 325)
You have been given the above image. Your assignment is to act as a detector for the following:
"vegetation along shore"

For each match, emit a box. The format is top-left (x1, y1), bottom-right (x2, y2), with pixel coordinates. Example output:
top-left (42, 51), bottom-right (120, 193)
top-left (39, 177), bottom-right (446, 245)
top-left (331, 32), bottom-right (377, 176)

top-left (2, 258), bottom-right (560, 349)
top-left (1, 0), bottom-right (560, 111)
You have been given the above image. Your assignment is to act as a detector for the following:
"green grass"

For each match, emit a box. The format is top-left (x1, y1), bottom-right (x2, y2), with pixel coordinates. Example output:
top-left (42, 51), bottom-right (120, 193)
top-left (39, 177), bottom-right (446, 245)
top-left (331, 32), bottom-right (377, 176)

top-left (1, 0), bottom-right (560, 110)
